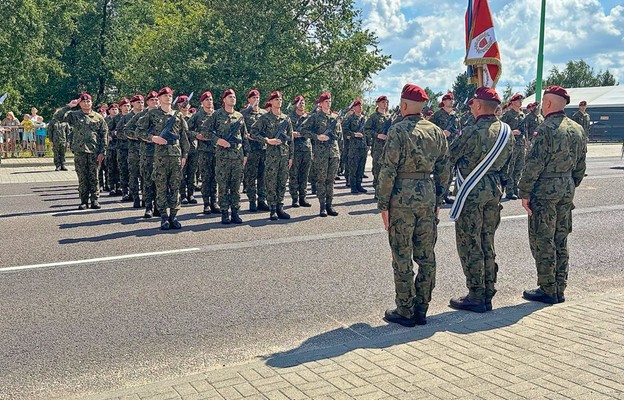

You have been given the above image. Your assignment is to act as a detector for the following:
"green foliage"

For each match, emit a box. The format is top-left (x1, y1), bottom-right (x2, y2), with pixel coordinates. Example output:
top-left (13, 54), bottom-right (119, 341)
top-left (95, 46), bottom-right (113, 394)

top-left (450, 73), bottom-right (476, 108)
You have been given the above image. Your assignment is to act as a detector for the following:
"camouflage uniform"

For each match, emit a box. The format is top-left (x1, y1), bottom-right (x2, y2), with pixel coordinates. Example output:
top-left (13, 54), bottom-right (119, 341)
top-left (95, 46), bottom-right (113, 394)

top-left (48, 117), bottom-right (70, 169)
top-left (301, 111), bottom-right (342, 208)
top-left (179, 113), bottom-right (199, 201)
top-left (518, 111), bottom-right (587, 299)
top-left (136, 108), bottom-right (190, 213)
top-left (54, 106), bottom-right (108, 205)
top-left (251, 112), bottom-right (293, 207)
top-left (430, 108), bottom-right (459, 197)
top-left (288, 109), bottom-right (312, 202)
top-left (138, 117), bottom-right (157, 213)
top-left (524, 111), bottom-right (544, 146)
top-left (104, 114), bottom-right (120, 191)
top-left (342, 113), bottom-right (369, 191)
top-left (571, 110), bottom-right (590, 142)
top-left (339, 126), bottom-right (350, 183)
top-left (123, 110), bottom-right (143, 202)
top-left (377, 114), bottom-right (449, 318)
top-left (207, 108), bottom-right (250, 211)
top-left (363, 110), bottom-right (390, 194)
top-left (190, 108), bottom-right (218, 206)
top-left (242, 107), bottom-right (268, 205)
top-left (500, 108), bottom-right (525, 197)
top-left (449, 115), bottom-right (513, 301)
top-left (460, 112), bottom-right (476, 130)
top-left (116, 113), bottom-right (132, 197)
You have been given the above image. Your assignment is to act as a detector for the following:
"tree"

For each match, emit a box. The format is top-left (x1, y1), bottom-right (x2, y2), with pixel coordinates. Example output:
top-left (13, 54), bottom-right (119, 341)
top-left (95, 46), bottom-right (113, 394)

top-left (501, 82), bottom-right (513, 103)
top-left (450, 72), bottom-right (476, 108)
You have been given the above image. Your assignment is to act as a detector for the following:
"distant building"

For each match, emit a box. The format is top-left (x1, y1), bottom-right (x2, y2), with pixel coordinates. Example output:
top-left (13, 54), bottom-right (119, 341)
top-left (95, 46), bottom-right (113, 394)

top-left (524, 86), bottom-right (624, 142)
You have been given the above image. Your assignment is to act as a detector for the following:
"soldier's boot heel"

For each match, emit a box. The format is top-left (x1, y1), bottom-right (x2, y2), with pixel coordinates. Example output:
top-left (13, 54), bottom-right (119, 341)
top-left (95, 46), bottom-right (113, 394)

top-left (210, 200), bottom-right (221, 214)
top-left (231, 208), bottom-right (243, 224)
top-left (91, 200), bottom-right (101, 209)
top-left (485, 298), bottom-right (493, 311)
top-left (299, 196), bottom-right (311, 207)
top-left (449, 295), bottom-right (487, 313)
top-left (276, 204), bottom-right (290, 220)
top-left (144, 206), bottom-right (153, 218)
top-left (257, 200), bottom-right (270, 212)
top-left (522, 287), bottom-right (558, 304)
top-left (249, 199), bottom-right (257, 212)
top-left (270, 206), bottom-right (279, 221)
top-left (160, 214), bottom-right (170, 230)
top-left (415, 311), bottom-right (427, 326)
top-left (319, 203), bottom-right (328, 217)
top-left (60, 164), bottom-right (68, 171)
top-left (188, 195), bottom-right (198, 204)
top-left (383, 309), bottom-right (416, 328)
top-left (291, 197), bottom-right (300, 208)
top-left (326, 203), bottom-right (339, 216)
top-left (221, 210), bottom-right (231, 225)
top-left (169, 211), bottom-right (182, 229)
top-left (153, 207), bottom-right (161, 217)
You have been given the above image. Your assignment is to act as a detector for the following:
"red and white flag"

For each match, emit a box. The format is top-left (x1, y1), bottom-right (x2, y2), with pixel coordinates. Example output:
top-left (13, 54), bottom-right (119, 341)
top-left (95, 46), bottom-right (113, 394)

top-left (465, 0), bottom-right (502, 88)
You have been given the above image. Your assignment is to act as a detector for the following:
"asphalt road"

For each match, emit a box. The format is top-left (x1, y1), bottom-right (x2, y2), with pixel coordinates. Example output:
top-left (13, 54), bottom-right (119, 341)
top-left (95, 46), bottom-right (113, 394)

top-left (1, 155), bottom-right (623, 400)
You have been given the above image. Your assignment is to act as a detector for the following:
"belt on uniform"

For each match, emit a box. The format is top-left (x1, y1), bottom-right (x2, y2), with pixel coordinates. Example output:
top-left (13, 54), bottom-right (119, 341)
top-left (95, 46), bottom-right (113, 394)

top-left (540, 171), bottom-right (572, 178)
top-left (396, 172), bottom-right (431, 179)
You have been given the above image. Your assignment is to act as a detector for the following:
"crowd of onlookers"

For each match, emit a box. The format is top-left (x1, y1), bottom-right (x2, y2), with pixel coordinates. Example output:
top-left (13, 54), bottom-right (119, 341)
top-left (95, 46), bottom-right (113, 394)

top-left (0, 107), bottom-right (53, 158)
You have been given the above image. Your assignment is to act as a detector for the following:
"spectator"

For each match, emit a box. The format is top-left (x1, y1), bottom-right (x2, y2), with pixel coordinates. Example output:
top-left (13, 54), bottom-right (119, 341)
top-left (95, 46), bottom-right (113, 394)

top-left (2, 111), bottom-right (20, 156)
top-left (34, 115), bottom-right (47, 156)
top-left (21, 114), bottom-right (36, 156)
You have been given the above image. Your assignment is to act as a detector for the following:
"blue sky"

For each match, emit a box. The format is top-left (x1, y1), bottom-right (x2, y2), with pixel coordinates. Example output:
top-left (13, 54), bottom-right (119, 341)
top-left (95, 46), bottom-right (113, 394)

top-left (354, 0), bottom-right (624, 104)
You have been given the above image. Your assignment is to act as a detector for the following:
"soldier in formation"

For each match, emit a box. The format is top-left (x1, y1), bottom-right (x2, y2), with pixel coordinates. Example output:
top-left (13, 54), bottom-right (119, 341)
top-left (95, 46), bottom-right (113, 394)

top-left (571, 100), bottom-right (591, 141)
top-left (48, 110), bottom-right (70, 171)
top-left (242, 89), bottom-right (270, 213)
top-left (192, 91), bottom-right (220, 215)
top-left (123, 95), bottom-right (145, 208)
top-left (342, 99), bottom-right (369, 194)
top-left (138, 91), bottom-right (160, 218)
top-left (288, 95), bottom-right (313, 208)
top-left (500, 93), bottom-right (525, 200)
top-left (364, 96), bottom-right (391, 198)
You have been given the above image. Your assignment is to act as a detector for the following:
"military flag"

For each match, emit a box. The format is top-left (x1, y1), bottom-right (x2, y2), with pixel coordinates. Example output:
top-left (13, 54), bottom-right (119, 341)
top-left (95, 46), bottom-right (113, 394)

top-left (465, 0), bottom-right (502, 88)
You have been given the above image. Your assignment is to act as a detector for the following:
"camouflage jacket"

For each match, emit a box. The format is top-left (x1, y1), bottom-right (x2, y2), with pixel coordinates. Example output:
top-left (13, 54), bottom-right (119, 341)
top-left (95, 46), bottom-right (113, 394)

top-left (300, 110), bottom-right (342, 159)
top-left (430, 108), bottom-right (458, 133)
top-left (501, 108), bottom-right (525, 146)
top-left (206, 108), bottom-right (250, 160)
top-left (115, 112), bottom-right (133, 149)
top-left (377, 114), bottom-right (449, 210)
top-left (571, 110), bottom-right (590, 140)
top-left (191, 108), bottom-right (216, 153)
top-left (47, 118), bottom-right (70, 145)
top-left (342, 113), bottom-right (369, 149)
top-left (182, 114), bottom-right (197, 152)
top-left (460, 112), bottom-right (476, 130)
top-left (54, 106), bottom-right (107, 155)
top-left (135, 108), bottom-right (190, 159)
top-left (449, 115), bottom-right (513, 199)
top-left (104, 114), bottom-right (119, 149)
top-left (242, 107), bottom-right (267, 151)
top-left (518, 111), bottom-right (587, 200)
top-left (123, 109), bottom-right (147, 142)
top-left (363, 110), bottom-right (390, 149)
top-left (250, 111), bottom-right (294, 159)
top-left (289, 109), bottom-right (311, 153)
top-left (524, 112), bottom-right (544, 143)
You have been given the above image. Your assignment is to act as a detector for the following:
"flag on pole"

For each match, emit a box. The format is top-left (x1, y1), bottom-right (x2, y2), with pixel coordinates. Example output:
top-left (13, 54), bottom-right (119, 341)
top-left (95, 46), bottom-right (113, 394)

top-left (465, 0), bottom-right (502, 88)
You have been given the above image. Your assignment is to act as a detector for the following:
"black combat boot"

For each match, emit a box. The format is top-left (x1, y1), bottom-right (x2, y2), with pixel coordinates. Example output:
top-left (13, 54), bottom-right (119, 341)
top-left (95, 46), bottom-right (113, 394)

top-left (91, 200), bottom-right (101, 209)
top-left (351, 187), bottom-right (359, 194)
top-left (144, 205), bottom-right (153, 218)
top-left (153, 206), bottom-right (161, 217)
top-left (522, 287), bottom-right (558, 304)
top-left (311, 183), bottom-right (317, 195)
top-left (485, 298), bottom-right (493, 311)
top-left (276, 204), bottom-right (290, 220)
top-left (326, 203), bottom-right (339, 216)
top-left (257, 199), bottom-right (270, 212)
top-left (78, 203), bottom-right (88, 210)
top-left (357, 184), bottom-right (368, 193)
top-left (269, 206), bottom-right (278, 221)
top-left (291, 197), bottom-right (300, 208)
top-left (415, 310), bottom-right (427, 325)
top-left (115, 187), bottom-right (123, 196)
top-left (60, 164), bottom-right (68, 171)
top-left (133, 197), bottom-right (141, 208)
top-left (141, 199), bottom-right (145, 207)
top-left (203, 204), bottom-right (211, 215)
top-left (231, 208), bottom-right (243, 224)
top-left (210, 200), bottom-right (221, 214)
top-left (160, 213), bottom-right (170, 230)
top-left (299, 196), bottom-right (311, 207)
top-left (383, 308), bottom-right (416, 328)
top-left (169, 209), bottom-right (182, 229)
top-left (319, 202), bottom-right (327, 217)
top-left (449, 295), bottom-right (487, 313)
top-left (187, 195), bottom-right (197, 204)
top-left (221, 210), bottom-right (231, 225)
top-left (249, 199), bottom-right (257, 212)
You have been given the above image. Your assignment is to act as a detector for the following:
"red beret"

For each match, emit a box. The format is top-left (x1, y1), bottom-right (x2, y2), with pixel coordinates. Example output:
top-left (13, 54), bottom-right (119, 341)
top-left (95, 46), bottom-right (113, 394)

top-left (544, 85), bottom-right (570, 104)
top-left (222, 88), bottom-right (236, 100)
top-left (119, 97), bottom-right (130, 106)
top-left (158, 87), bottom-right (173, 96)
top-left (109, 103), bottom-right (119, 109)
top-left (510, 93), bottom-right (523, 102)
top-left (526, 102), bottom-right (535, 110)
top-left (318, 92), bottom-right (332, 103)
top-left (400, 84), bottom-right (428, 102)
top-left (376, 95), bottom-right (388, 103)
top-left (473, 87), bottom-right (501, 104)
top-left (267, 91), bottom-right (282, 101)
top-left (175, 95), bottom-right (189, 105)
top-left (579, 100), bottom-right (587, 106)
top-left (78, 93), bottom-right (92, 101)
top-left (199, 91), bottom-right (213, 102)
top-left (130, 94), bottom-right (144, 103)
top-left (291, 95), bottom-right (304, 105)
top-left (146, 91), bottom-right (158, 100)
top-left (351, 98), bottom-right (362, 108)
top-left (467, 98), bottom-right (474, 106)
top-left (247, 89), bottom-right (259, 99)
top-left (99, 103), bottom-right (108, 110)
top-left (263, 101), bottom-right (272, 109)
top-left (442, 92), bottom-right (454, 101)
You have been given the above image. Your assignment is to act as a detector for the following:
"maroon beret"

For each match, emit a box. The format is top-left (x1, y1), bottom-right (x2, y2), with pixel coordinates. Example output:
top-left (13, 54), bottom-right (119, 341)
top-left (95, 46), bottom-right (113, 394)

top-left (99, 103), bottom-right (108, 110)
top-left (247, 89), bottom-right (259, 99)
top-left (109, 103), bottom-right (119, 109)
top-left (291, 95), bottom-right (304, 105)
top-left (442, 92), bottom-right (454, 101)
top-left (222, 88), bottom-right (236, 100)
top-left (175, 95), bottom-right (189, 105)
top-left (199, 91), bottom-right (213, 102)
top-left (473, 87), bottom-right (501, 104)
top-left (263, 101), bottom-right (272, 109)
top-left (376, 95), bottom-right (388, 103)
top-left (318, 92), bottom-right (332, 103)
top-left (544, 85), bottom-right (570, 104)
top-left (510, 93), bottom-right (523, 102)
top-left (526, 102), bottom-right (535, 110)
top-left (579, 100), bottom-right (587, 106)
top-left (351, 98), bottom-right (362, 108)
top-left (78, 93), bottom-right (92, 101)
top-left (130, 94), bottom-right (144, 103)
top-left (158, 87), bottom-right (173, 97)
top-left (400, 84), bottom-right (428, 102)
top-left (146, 91), bottom-right (158, 100)
top-left (119, 97), bottom-right (130, 106)
top-left (267, 91), bottom-right (282, 102)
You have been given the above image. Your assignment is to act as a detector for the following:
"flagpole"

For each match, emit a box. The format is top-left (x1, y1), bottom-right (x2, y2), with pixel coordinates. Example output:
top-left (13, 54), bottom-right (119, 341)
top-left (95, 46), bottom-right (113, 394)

top-left (477, 65), bottom-right (484, 87)
top-left (535, 0), bottom-right (546, 102)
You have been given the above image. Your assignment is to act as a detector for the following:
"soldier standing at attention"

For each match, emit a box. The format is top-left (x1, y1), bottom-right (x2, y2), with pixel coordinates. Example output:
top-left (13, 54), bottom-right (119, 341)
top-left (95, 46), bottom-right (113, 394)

top-left (54, 93), bottom-right (108, 210)
top-left (520, 86), bottom-right (587, 304)
top-left (123, 94), bottom-right (145, 208)
top-left (524, 102), bottom-right (544, 145)
top-left (251, 91), bottom-right (294, 220)
top-left (137, 91), bottom-right (160, 218)
top-left (501, 93), bottom-right (525, 200)
top-left (242, 89), bottom-right (269, 212)
top-left (378, 84), bottom-right (449, 327)
top-left (364, 95), bottom-right (390, 198)
top-left (136, 87), bottom-right (190, 230)
top-left (430, 92), bottom-right (458, 205)
top-left (207, 89), bottom-right (249, 225)
top-left (448, 87), bottom-right (513, 313)
top-left (105, 103), bottom-right (121, 196)
top-left (116, 98), bottom-right (133, 202)
top-left (48, 110), bottom-right (70, 171)
top-left (342, 99), bottom-right (369, 194)
top-left (288, 95), bottom-right (312, 208)
top-left (192, 91), bottom-right (220, 215)
top-left (301, 92), bottom-right (342, 217)
top-left (175, 95), bottom-right (199, 205)
top-left (571, 100), bottom-right (591, 142)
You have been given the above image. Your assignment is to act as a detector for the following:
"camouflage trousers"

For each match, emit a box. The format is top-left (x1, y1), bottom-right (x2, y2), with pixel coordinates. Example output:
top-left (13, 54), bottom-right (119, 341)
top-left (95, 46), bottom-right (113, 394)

top-left (528, 194), bottom-right (574, 296)
top-left (244, 149), bottom-right (266, 202)
top-left (107, 148), bottom-right (119, 188)
top-left (289, 150), bottom-right (312, 199)
top-left (199, 151), bottom-right (217, 204)
top-left (313, 155), bottom-right (339, 204)
top-left (340, 139), bottom-right (350, 179)
top-left (454, 194), bottom-right (502, 300)
top-left (388, 205), bottom-right (438, 317)
top-left (153, 155), bottom-right (182, 212)
top-left (140, 154), bottom-right (156, 206)
top-left (216, 156), bottom-right (244, 210)
top-left (117, 144), bottom-right (129, 194)
top-left (180, 150), bottom-right (199, 199)
top-left (128, 143), bottom-right (141, 198)
top-left (348, 146), bottom-right (367, 187)
top-left (371, 139), bottom-right (385, 193)
top-left (53, 142), bottom-right (66, 168)
top-left (265, 154), bottom-right (289, 206)
top-left (505, 144), bottom-right (526, 195)
top-left (75, 152), bottom-right (100, 203)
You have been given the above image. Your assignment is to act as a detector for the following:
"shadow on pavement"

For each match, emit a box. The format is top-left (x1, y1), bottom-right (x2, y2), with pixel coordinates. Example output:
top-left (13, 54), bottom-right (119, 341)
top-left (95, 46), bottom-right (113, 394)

top-left (263, 302), bottom-right (548, 368)
top-left (348, 208), bottom-right (380, 216)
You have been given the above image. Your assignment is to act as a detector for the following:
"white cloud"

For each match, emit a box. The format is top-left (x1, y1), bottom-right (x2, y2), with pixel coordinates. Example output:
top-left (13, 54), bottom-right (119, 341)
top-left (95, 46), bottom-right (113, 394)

top-left (362, 0), bottom-right (408, 39)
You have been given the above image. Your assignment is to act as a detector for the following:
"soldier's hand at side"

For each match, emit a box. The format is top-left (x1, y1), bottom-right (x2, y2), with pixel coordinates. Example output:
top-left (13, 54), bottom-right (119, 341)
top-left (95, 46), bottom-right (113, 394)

top-left (512, 129), bottom-right (521, 136)
top-left (97, 153), bottom-right (104, 165)
top-left (267, 138), bottom-right (281, 145)
top-left (443, 130), bottom-right (451, 138)
top-left (243, 156), bottom-right (248, 167)
top-left (522, 198), bottom-right (532, 216)
top-left (68, 99), bottom-right (80, 108)
top-left (317, 134), bottom-right (329, 142)
top-left (377, 133), bottom-right (387, 140)
top-left (288, 159), bottom-right (293, 169)
top-left (181, 158), bottom-right (187, 169)
top-left (196, 133), bottom-right (205, 141)
top-left (216, 138), bottom-right (231, 148)
top-left (293, 131), bottom-right (301, 138)
top-left (354, 132), bottom-right (364, 138)
top-left (381, 210), bottom-right (389, 231)
top-left (152, 136), bottom-right (167, 145)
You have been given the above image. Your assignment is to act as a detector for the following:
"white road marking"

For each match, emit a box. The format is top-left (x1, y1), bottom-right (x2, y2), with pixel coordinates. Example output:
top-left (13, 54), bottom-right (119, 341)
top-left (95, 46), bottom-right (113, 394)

top-left (0, 193), bottom-right (38, 198)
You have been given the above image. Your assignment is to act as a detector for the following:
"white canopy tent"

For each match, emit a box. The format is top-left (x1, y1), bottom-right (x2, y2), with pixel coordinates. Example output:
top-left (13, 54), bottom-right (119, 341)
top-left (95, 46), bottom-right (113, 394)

top-left (523, 85), bottom-right (624, 108)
